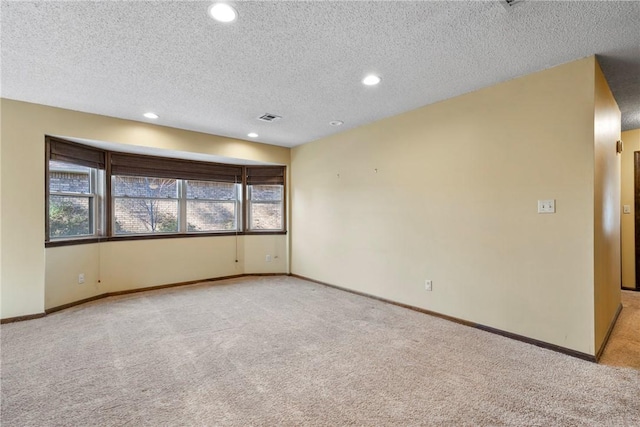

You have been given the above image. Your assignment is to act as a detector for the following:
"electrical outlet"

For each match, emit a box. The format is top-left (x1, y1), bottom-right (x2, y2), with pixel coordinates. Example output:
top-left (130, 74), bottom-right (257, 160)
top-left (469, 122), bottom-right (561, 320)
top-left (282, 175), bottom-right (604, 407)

top-left (265, 254), bottom-right (272, 263)
top-left (537, 199), bottom-right (555, 214)
top-left (78, 273), bottom-right (85, 284)
top-left (425, 280), bottom-right (432, 291)
top-left (623, 205), bottom-right (631, 214)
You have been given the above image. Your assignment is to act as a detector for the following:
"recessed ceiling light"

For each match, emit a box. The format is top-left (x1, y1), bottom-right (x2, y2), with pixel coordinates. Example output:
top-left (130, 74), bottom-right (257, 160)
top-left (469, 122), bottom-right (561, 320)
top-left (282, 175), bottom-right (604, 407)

top-left (362, 74), bottom-right (381, 86)
top-left (247, 132), bottom-right (259, 138)
top-left (329, 120), bottom-right (344, 126)
top-left (208, 3), bottom-right (238, 23)
top-left (143, 112), bottom-right (159, 119)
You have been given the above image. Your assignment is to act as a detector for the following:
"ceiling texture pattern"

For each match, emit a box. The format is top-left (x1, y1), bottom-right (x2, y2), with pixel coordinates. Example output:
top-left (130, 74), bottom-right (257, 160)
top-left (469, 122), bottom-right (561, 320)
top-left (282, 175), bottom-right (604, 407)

top-left (1, 1), bottom-right (639, 147)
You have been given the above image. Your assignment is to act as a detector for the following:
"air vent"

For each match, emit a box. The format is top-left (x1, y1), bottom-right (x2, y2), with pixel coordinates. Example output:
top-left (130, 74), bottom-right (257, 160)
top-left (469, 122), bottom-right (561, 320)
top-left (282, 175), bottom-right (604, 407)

top-left (500, 0), bottom-right (524, 9)
top-left (257, 113), bottom-right (282, 122)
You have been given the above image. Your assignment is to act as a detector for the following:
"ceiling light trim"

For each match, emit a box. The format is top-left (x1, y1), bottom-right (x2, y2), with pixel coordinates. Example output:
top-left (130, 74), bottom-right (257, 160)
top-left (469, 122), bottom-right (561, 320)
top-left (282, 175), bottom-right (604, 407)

top-left (362, 75), bottom-right (381, 86)
top-left (208, 3), bottom-right (238, 23)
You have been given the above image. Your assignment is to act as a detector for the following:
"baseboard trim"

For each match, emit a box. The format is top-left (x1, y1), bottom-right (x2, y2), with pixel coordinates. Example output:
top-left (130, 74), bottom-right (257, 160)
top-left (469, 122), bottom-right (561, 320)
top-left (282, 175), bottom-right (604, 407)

top-left (595, 303), bottom-right (623, 362)
top-left (475, 324), bottom-right (595, 362)
top-left (1, 273), bottom-right (288, 322)
top-left (45, 294), bottom-right (111, 314)
top-left (290, 274), bottom-right (596, 363)
top-left (105, 274), bottom-right (246, 298)
top-left (46, 274), bottom-right (264, 314)
top-left (622, 286), bottom-right (639, 292)
top-left (243, 273), bottom-right (287, 277)
top-left (290, 274), bottom-right (476, 327)
top-left (0, 312), bottom-right (47, 324)
top-left (2, 273), bottom-right (611, 364)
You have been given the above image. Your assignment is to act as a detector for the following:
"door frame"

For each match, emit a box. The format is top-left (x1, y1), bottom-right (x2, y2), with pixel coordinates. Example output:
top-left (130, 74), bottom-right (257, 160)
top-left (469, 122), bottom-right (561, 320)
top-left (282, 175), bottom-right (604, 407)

top-left (634, 151), bottom-right (640, 289)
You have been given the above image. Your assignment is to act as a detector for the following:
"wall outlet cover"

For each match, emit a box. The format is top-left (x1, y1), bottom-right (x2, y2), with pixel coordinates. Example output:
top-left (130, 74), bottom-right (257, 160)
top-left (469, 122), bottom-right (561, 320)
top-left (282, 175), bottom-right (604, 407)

top-left (537, 199), bottom-right (555, 214)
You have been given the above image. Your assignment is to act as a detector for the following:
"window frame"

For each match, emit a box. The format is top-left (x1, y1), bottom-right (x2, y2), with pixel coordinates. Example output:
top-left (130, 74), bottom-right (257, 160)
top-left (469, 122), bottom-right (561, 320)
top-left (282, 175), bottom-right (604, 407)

top-left (46, 138), bottom-right (105, 242)
top-left (245, 166), bottom-right (286, 233)
top-left (48, 164), bottom-right (99, 239)
top-left (184, 180), bottom-right (243, 233)
top-left (247, 184), bottom-right (285, 232)
top-left (112, 175), bottom-right (180, 236)
top-left (45, 136), bottom-right (286, 247)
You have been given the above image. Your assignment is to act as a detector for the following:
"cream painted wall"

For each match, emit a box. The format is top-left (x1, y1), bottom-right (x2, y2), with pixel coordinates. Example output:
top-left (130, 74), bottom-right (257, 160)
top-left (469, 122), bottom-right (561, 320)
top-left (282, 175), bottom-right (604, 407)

top-left (593, 62), bottom-right (622, 353)
top-left (44, 234), bottom-right (288, 309)
top-left (292, 57), bottom-right (600, 355)
top-left (45, 244), bottom-right (103, 310)
top-left (621, 129), bottom-right (640, 288)
top-left (243, 235), bottom-right (288, 275)
top-left (1, 99), bottom-right (290, 318)
top-left (1, 102), bottom-right (47, 318)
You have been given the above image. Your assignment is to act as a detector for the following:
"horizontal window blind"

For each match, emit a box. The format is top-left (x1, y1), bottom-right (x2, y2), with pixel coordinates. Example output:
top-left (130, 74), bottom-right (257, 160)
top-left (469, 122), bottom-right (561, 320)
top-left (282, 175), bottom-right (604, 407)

top-left (246, 166), bottom-right (285, 185)
top-left (48, 137), bottom-right (106, 169)
top-left (111, 153), bottom-right (243, 183)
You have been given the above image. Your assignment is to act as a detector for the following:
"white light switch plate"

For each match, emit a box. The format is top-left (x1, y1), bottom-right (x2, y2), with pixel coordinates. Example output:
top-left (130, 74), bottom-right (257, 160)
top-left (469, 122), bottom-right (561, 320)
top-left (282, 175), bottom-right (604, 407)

top-left (538, 199), bottom-right (555, 214)
top-left (623, 205), bottom-right (631, 214)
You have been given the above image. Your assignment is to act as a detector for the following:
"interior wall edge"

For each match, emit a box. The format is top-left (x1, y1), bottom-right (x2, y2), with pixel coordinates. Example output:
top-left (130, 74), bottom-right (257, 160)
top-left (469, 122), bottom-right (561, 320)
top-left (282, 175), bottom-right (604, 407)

top-left (594, 303), bottom-right (623, 361)
top-left (592, 58), bottom-right (622, 353)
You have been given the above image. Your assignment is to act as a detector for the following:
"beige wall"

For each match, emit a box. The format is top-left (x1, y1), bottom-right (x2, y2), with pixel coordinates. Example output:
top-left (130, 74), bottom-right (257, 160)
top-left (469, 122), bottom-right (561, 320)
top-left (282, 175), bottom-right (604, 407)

top-left (44, 234), bottom-right (287, 309)
top-left (593, 61), bottom-right (622, 353)
top-left (1, 99), bottom-right (290, 318)
top-left (621, 129), bottom-right (640, 288)
top-left (292, 57), bottom-right (605, 355)
top-left (243, 235), bottom-right (288, 275)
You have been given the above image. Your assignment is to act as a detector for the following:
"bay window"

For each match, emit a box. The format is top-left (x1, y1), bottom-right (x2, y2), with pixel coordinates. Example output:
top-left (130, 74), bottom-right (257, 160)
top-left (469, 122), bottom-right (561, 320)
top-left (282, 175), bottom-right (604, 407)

top-left (45, 136), bottom-right (285, 246)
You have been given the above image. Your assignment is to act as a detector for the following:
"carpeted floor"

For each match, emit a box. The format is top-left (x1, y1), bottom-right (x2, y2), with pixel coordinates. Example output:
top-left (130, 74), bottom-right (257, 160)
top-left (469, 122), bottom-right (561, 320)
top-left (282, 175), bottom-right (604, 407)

top-left (1, 276), bottom-right (639, 426)
top-left (600, 290), bottom-right (640, 369)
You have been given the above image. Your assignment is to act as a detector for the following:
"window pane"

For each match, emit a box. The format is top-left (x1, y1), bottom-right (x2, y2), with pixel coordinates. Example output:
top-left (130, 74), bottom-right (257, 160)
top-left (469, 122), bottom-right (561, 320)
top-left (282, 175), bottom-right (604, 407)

top-left (187, 201), bottom-right (237, 231)
top-left (49, 195), bottom-right (91, 237)
top-left (114, 198), bottom-right (179, 234)
top-left (113, 176), bottom-right (177, 198)
top-left (186, 180), bottom-right (236, 200)
top-left (250, 185), bottom-right (282, 202)
top-left (49, 161), bottom-right (91, 193)
top-left (250, 202), bottom-right (283, 230)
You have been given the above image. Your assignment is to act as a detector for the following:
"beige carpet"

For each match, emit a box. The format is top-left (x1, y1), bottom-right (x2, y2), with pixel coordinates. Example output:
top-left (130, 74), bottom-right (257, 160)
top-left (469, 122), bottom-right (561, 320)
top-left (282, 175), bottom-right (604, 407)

top-left (1, 276), bottom-right (639, 426)
top-left (600, 290), bottom-right (640, 369)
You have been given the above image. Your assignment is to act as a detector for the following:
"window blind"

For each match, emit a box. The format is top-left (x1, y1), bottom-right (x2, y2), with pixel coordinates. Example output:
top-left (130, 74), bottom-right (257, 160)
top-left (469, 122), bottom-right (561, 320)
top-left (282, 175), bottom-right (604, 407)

top-left (111, 153), bottom-right (243, 183)
top-left (48, 137), bottom-right (106, 169)
top-left (246, 166), bottom-right (285, 185)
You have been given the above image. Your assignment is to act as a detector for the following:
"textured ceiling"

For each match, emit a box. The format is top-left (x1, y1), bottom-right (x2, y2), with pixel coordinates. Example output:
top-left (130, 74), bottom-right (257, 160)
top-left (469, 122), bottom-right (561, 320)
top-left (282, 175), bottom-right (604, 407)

top-left (1, 1), bottom-right (639, 148)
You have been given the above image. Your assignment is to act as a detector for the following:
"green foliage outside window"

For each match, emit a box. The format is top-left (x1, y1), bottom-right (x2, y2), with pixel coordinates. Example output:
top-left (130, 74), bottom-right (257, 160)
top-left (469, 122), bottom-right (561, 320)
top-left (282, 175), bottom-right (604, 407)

top-left (49, 197), bottom-right (91, 237)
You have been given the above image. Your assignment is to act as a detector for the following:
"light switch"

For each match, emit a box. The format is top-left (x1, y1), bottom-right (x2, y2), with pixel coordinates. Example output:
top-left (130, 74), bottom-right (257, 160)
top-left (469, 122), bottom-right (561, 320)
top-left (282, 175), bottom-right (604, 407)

top-left (623, 205), bottom-right (631, 214)
top-left (538, 199), bottom-right (555, 214)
